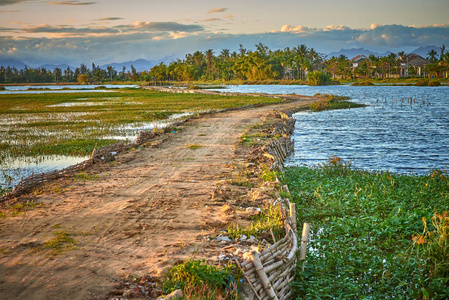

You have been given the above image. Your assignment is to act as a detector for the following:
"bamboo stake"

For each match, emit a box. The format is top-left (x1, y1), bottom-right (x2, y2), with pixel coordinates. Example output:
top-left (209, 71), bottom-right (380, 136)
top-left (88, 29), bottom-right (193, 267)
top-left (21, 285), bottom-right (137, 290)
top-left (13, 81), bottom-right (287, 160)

top-left (299, 223), bottom-right (311, 261)
top-left (235, 258), bottom-right (262, 300)
top-left (289, 203), bottom-right (297, 233)
top-left (300, 223), bottom-right (311, 272)
top-left (251, 251), bottom-right (279, 300)
top-left (270, 228), bottom-right (277, 244)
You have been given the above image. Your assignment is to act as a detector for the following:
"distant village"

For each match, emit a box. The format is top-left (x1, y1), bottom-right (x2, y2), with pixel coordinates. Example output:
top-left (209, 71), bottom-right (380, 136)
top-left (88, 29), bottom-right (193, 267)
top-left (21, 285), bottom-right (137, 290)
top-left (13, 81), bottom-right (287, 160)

top-left (1, 44), bottom-right (448, 84)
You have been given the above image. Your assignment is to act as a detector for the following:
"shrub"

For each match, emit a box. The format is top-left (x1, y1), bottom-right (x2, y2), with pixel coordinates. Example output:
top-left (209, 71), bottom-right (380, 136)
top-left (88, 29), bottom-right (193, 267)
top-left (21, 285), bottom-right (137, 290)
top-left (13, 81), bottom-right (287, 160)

top-left (307, 71), bottom-right (332, 86)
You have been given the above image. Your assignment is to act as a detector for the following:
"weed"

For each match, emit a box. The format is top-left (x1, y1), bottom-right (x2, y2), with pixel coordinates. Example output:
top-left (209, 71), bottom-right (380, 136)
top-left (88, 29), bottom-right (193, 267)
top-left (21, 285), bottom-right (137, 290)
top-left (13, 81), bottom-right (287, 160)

top-left (259, 166), bottom-right (276, 182)
top-left (230, 169), bottom-right (256, 188)
top-left (187, 144), bottom-right (201, 150)
top-left (8, 201), bottom-right (36, 217)
top-left (74, 172), bottom-right (97, 181)
top-left (43, 230), bottom-right (77, 255)
top-left (226, 205), bottom-right (285, 242)
top-left (410, 212), bottom-right (449, 298)
top-left (163, 259), bottom-right (239, 299)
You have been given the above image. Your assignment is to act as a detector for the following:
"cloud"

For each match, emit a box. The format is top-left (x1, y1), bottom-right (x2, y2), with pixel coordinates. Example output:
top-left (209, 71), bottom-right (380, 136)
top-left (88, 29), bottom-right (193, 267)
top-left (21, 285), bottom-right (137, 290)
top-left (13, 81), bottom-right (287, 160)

top-left (95, 17), bottom-right (123, 21)
top-left (0, 21), bottom-right (205, 37)
top-left (2, 23), bottom-right (448, 67)
top-left (201, 18), bottom-right (221, 22)
top-left (208, 7), bottom-right (227, 14)
top-left (0, 0), bottom-right (31, 5)
top-left (280, 24), bottom-right (313, 33)
top-left (46, 1), bottom-right (95, 5)
top-left (354, 24), bottom-right (449, 47)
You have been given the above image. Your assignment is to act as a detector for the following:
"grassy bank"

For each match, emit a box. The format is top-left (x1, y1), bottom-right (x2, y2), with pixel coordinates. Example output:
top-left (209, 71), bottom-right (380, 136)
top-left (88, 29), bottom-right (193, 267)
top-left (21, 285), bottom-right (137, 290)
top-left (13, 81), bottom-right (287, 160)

top-left (309, 93), bottom-right (365, 112)
top-left (281, 160), bottom-right (449, 299)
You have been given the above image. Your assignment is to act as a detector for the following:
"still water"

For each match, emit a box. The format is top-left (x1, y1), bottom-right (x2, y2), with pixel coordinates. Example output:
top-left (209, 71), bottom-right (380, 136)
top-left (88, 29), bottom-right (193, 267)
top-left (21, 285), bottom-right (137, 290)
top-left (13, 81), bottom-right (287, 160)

top-left (0, 84), bottom-right (139, 95)
top-left (216, 85), bottom-right (449, 174)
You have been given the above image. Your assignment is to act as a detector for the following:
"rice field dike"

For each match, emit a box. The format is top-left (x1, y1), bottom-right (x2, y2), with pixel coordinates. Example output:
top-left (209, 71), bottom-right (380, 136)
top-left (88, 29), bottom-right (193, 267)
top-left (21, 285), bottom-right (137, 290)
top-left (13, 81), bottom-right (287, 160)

top-left (0, 87), bottom-right (283, 196)
top-left (281, 158), bottom-right (449, 299)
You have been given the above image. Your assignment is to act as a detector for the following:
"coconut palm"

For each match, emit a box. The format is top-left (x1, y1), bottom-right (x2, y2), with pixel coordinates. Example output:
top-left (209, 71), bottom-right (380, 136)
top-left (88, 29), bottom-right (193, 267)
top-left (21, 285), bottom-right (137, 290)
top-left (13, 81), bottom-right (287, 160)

top-left (427, 49), bottom-right (438, 63)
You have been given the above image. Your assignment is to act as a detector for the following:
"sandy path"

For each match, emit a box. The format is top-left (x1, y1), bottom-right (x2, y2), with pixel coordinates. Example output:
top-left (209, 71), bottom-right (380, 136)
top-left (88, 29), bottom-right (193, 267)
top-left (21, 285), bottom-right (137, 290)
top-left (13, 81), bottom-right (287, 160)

top-left (0, 95), bottom-right (314, 300)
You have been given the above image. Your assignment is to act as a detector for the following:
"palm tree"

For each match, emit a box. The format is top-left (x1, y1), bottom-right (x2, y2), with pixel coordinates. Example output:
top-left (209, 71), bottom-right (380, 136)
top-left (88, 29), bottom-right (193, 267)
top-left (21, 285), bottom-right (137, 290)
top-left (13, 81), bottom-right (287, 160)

top-left (427, 49), bottom-right (438, 63)
top-left (439, 44), bottom-right (446, 61)
top-left (220, 49), bottom-right (230, 61)
top-left (106, 66), bottom-right (115, 81)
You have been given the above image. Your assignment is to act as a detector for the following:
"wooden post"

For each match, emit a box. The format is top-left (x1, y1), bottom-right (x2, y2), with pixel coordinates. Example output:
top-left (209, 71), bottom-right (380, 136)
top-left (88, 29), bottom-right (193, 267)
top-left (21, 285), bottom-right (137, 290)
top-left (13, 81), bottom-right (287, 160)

top-left (299, 223), bottom-right (311, 261)
top-left (250, 251), bottom-right (279, 300)
top-left (289, 203), bottom-right (297, 233)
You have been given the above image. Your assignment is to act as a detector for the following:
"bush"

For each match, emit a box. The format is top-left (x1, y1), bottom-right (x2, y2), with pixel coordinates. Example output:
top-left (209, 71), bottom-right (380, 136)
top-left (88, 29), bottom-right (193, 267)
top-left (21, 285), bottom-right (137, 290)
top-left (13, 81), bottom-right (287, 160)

top-left (415, 79), bottom-right (441, 86)
top-left (307, 71), bottom-right (332, 86)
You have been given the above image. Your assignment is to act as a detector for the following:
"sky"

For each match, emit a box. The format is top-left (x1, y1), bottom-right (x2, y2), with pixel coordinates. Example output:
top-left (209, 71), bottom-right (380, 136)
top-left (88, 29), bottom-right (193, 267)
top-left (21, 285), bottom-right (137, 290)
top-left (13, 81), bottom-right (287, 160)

top-left (1, 0), bottom-right (449, 66)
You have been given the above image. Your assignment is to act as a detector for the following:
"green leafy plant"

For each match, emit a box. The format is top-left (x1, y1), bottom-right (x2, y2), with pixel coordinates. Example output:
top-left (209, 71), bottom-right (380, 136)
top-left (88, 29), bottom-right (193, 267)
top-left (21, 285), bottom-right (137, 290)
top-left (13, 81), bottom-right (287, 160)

top-left (281, 161), bottom-right (449, 299)
top-left (163, 259), bottom-right (238, 299)
top-left (410, 211), bottom-right (449, 298)
top-left (226, 205), bottom-right (285, 242)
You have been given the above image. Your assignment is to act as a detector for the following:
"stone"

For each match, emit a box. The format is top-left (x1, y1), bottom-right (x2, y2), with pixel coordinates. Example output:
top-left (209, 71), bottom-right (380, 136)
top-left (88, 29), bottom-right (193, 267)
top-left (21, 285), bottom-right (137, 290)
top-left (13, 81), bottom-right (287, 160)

top-left (248, 235), bottom-right (258, 243)
top-left (157, 289), bottom-right (183, 299)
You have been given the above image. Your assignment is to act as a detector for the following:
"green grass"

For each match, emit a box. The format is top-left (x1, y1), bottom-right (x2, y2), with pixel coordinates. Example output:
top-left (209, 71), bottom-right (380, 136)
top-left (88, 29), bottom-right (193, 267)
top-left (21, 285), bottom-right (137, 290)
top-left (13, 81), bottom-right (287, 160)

top-left (163, 259), bottom-right (239, 299)
top-left (226, 204), bottom-right (285, 242)
top-left (281, 160), bottom-right (449, 299)
top-left (42, 230), bottom-right (77, 255)
top-left (309, 94), bottom-right (365, 112)
top-left (187, 144), bottom-right (201, 150)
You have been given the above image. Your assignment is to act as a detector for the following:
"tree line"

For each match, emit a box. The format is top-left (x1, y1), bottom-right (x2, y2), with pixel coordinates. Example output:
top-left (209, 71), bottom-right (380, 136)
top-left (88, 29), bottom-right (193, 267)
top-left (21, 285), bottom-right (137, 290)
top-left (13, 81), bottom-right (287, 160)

top-left (1, 43), bottom-right (448, 84)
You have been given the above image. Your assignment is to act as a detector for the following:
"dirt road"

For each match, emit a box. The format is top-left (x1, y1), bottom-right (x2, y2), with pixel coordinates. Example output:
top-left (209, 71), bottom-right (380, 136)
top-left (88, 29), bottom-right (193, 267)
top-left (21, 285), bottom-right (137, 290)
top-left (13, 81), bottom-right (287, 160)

top-left (0, 95), bottom-right (314, 299)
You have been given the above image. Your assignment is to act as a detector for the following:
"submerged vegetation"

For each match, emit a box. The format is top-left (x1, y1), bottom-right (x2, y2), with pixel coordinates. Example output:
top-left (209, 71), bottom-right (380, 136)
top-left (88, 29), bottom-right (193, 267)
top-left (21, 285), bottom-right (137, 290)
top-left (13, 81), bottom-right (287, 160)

top-left (281, 159), bottom-right (449, 299)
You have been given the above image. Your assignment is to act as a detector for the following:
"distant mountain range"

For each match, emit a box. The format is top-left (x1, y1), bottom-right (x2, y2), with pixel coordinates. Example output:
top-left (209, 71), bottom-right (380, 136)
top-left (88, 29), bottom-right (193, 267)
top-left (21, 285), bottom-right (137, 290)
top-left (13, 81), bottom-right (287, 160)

top-left (0, 46), bottom-right (445, 70)
top-left (99, 59), bottom-right (157, 73)
top-left (0, 58), bottom-right (28, 70)
top-left (327, 45), bottom-right (444, 59)
top-left (0, 58), bottom-right (161, 72)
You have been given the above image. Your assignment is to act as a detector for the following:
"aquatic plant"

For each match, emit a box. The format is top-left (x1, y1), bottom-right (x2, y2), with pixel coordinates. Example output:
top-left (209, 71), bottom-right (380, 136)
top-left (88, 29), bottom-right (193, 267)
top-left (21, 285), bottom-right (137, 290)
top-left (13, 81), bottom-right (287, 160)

top-left (281, 160), bottom-right (449, 299)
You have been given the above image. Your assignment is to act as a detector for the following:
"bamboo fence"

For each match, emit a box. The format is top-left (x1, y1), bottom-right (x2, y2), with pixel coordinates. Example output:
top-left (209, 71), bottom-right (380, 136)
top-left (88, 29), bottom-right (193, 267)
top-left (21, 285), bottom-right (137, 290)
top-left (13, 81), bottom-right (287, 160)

top-left (235, 111), bottom-right (304, 300)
